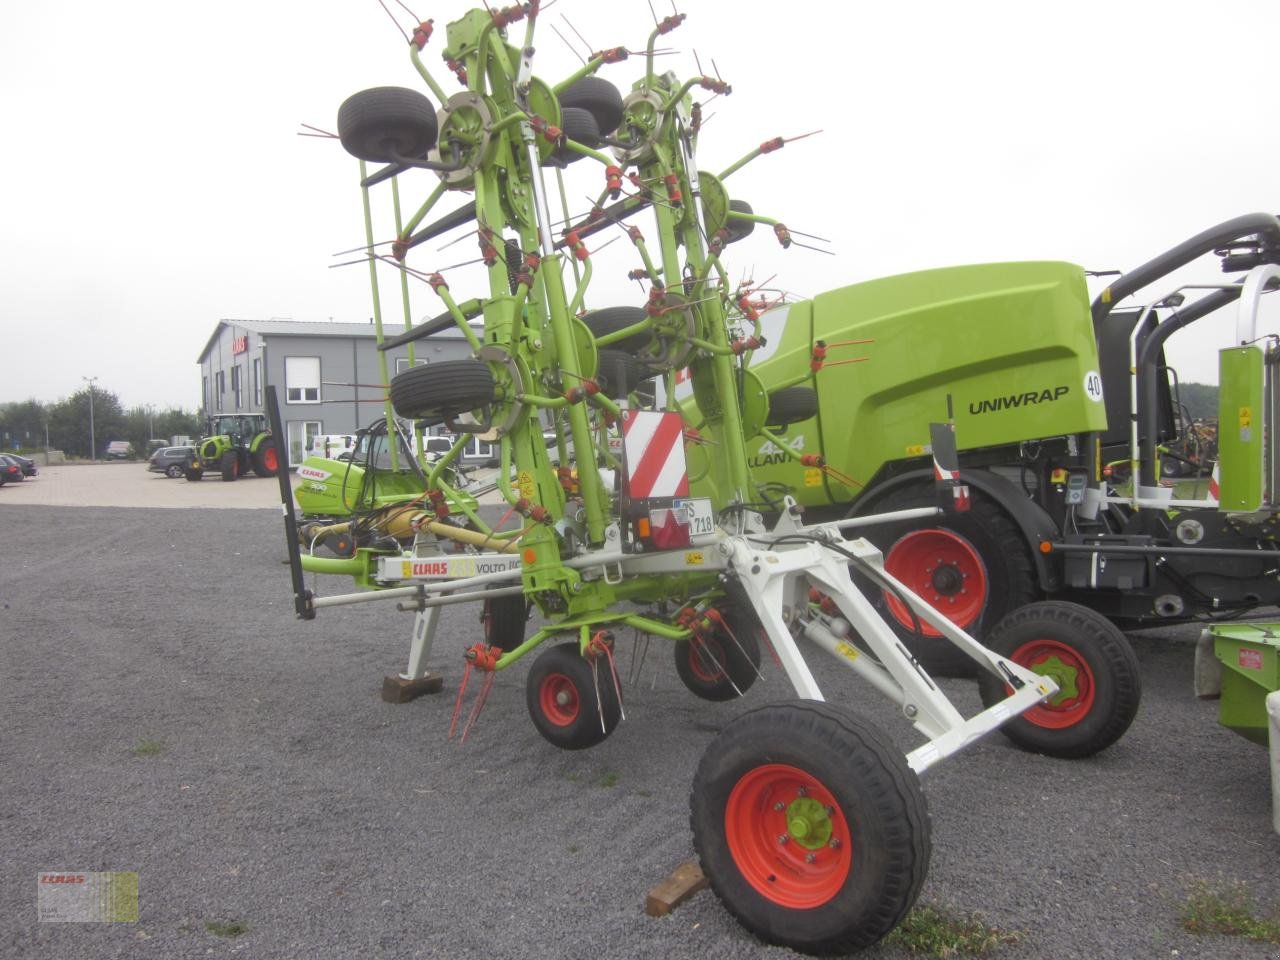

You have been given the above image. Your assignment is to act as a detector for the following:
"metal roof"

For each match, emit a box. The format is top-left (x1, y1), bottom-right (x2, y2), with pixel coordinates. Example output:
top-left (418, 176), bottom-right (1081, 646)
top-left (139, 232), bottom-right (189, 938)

top-left (198, 317), bottom-right (471, 361)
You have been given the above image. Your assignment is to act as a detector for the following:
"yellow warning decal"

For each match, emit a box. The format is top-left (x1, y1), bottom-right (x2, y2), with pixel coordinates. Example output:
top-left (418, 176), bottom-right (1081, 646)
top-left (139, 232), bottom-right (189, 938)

top-left (517, 470), bottom-right (536, 499)
top-left (685, 551), bottom-right (704, 565)
top-left (803, 468), bottom-right (822, 487)
top-left (905, 444), bottom-right (926, 456)
top-left (835, 641), bottom-right (860, 662)
top-left (1239, 406), bottom-right (1252, 428)
top-left (401, 560), bottom-right (413, 579)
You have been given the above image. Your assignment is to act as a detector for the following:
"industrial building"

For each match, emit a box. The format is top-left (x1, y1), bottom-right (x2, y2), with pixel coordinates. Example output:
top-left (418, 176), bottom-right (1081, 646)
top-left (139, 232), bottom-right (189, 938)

top-left (196, 319), bottom-right (488, 466)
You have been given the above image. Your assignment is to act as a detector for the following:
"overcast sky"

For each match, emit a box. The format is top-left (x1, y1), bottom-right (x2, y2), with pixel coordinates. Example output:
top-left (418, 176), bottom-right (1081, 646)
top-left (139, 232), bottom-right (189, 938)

top-left (3, 0), bottom-right (1277, 411)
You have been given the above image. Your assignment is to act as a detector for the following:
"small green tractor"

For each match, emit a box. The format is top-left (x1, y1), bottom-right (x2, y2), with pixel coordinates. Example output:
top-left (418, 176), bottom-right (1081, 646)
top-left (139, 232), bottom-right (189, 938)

top-left (186, 413), bottom-right (279, 482)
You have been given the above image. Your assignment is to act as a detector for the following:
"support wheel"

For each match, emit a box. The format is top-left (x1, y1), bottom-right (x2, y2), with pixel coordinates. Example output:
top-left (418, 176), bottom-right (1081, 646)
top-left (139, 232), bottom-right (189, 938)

top-left (766, 387), bottom-right (817, 427)
top-left (548, 107), bottom-right (601, 166)
top-left (725, 199), bottom-right (756, 245)
top-left (389, 359), bottom-right (497, 425)
top-left (556, 76), bottom-right (624, 135)
top-left (858, 485), bottom-right (1038, 677)
top-left (251, 438), bottom-right (279, 478)
top-left (165, 464), bottom-right (184, 479)
top-left (526, 642), bottom-right (621, 750)
top-left (977, 600), bottom-right (1141, 758)
top-left (596, 349), bottom-right (651, 400)
top-left (584, 305), bottom-right (650, 353)
top-left (336, 86), bottom-right (438, 163)
top-left (219, 451), bottom-right (240, 482)
top-left (673, 606), bottom-right (763, 701)
top-left (691, 701), bottom-right (931, 954)
top-left (481, 593), bottom-right (528, 653)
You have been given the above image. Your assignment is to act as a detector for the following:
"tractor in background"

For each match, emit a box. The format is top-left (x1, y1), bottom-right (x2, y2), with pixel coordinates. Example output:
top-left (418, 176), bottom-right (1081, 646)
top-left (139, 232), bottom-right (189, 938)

top-left (186, 413), bottom-right (279, 482)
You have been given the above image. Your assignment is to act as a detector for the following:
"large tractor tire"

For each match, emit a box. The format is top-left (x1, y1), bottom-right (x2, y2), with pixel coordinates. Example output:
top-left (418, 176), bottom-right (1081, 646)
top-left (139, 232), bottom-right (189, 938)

top-left (219, 451), bottom-right (241, 482)
top-left (525, 642), bottom-right (621, 750)
top-left (857, 484), bottom-right (1038, 678)
top-left (336, 86), bottom-right (438, 163)
top-left (977, 600), bottom-right (1141, 758)
top-left (251, 437), bottom-right (280, 478)
top-left (389, 359), bottom-right (498, 425)
top-left (691, 701), bottom-right (931, 954)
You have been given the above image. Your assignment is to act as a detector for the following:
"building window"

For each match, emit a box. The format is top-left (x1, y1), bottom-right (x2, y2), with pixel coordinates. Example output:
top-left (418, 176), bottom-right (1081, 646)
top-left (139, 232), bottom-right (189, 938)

top-left (285, 356), bottom-right (321, 403)
top-left (253, 358), bottom-right (262, 406)
top-left (286, 420), bottom-right (322, 465)
top-left (215, 370), bottom-right (225, 410)
top-left (395, 357), bottom-right (428, 375)
top-left (202, 375), bottom-right (209, 410)
top-left (231, 365), bottom-right (242, 409)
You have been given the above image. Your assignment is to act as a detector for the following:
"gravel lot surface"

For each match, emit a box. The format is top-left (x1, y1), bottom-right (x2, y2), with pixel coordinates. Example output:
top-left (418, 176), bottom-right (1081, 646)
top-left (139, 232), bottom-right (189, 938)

top-left (3, 497), bottom-right (1278, 960)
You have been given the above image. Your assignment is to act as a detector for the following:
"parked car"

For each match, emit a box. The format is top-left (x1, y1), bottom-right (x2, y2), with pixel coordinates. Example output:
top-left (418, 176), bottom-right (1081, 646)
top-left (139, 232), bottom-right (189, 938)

top-left (148, 445), bottom-right (196, 478)
top-left (7, 453), bottom-right (37, 477)
top-left (104, 440), bottom-right (133, 460)
top-left (0, 455), bottom-right (26, 484)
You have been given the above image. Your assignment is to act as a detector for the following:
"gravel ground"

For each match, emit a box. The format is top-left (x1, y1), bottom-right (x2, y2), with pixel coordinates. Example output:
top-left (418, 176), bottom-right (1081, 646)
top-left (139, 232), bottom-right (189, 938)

top-left (2, 503), bottom-right (1278, 960)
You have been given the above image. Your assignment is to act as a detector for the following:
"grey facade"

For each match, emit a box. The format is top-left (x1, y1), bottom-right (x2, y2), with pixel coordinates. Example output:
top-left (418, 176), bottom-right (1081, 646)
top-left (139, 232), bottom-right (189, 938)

top-left (196, 319), bottom-right (475, 465)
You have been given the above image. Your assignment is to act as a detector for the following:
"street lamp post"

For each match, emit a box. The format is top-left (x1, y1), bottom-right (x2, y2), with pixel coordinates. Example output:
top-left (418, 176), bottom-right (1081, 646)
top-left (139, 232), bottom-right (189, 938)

top-left (83, 375), bottom-right (98, 460)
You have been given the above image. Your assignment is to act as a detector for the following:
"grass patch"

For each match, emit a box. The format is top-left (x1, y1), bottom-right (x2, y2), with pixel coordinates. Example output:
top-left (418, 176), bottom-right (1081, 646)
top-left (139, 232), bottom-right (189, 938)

top-left (1179, 879), bottom-right (1280, 944)
top-left (597, 771), bottom-right (618, 788)
top-left (132, 738), bottom-right (165, 757)
top-left (885, 903), bottom-right (1019, 956)
top-left (204, 918), bottom-right (250, 938)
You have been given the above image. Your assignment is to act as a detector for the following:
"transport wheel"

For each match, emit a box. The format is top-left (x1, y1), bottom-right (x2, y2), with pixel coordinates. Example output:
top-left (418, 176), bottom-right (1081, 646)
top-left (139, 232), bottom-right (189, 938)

top-left (859, 486), bottom-right (1038, 678)
top-left (977, 600), bottom-right (1140, 758)
top-left (556, 76), bottom-right (624, 135)
top-left (219, 451), bottom-right (240, 482)
top-left (184, 465), bottom-right (204, 482)
top-left (765, 387), bottom-right (818, 427)
top-left (389, 359), bottom-right (497, 424)
top-left (584, 306), bottom-right (650, 353)
top-left (549, 107), bottom-right (601, 166)
top-left (481, 593), bottom-right (528, 654)
top-left (725, 199), bottom-right (755, 244)
top-left (673, 606), bottom-right (763, 702)
top-left (165, 464), bottom-right (184, 479)
top-left (596, 349), bottom-right (651, 399)
top-left (251, 438), bottom-right (279, 478)
top-left (336, 86), bottom-right (438, 163)
top-left (691, 701), bottom-right (931, 954)
top-left (526, 642), bottom-right (621, 750)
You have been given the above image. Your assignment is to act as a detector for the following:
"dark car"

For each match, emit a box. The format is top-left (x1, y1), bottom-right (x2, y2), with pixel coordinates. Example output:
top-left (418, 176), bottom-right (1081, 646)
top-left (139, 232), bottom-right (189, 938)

top-left (5, 453), bottom-right (37, 477)
top-left (0, 455), bottom-right (25, 484)
top-left (148, 445), bottom-right (196, 478)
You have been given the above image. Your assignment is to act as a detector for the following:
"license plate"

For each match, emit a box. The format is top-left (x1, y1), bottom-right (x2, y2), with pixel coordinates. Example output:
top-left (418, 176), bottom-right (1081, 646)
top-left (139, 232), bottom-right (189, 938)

top-left (673, 497), bottom-right (715, 537)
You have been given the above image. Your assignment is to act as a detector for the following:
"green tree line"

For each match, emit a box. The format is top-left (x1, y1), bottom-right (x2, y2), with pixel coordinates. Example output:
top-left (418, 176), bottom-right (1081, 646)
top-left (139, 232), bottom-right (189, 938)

top-left (1176, 382), bottom-right (1218, 422)
top-left (0, 389), bottom-right (204, 459)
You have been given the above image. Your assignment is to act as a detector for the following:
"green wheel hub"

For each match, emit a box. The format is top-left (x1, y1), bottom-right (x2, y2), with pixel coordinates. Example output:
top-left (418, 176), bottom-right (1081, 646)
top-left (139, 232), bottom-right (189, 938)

top-left (1032, 654), bottom-right (1080, 707)
top-left (785, 796), bottom-right (834, 851)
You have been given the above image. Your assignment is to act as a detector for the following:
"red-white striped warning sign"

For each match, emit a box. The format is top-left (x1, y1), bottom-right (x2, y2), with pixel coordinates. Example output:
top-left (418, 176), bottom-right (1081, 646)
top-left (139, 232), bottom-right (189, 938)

top-left (622, 410), bottom-right (689, 499)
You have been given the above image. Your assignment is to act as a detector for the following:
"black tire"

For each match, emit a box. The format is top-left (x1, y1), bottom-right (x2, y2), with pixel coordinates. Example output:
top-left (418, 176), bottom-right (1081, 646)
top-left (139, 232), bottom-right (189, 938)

top-left (673, 605), bottom-right (763, 701)
top-left (549, 107), bottom-right (601, 166)
top-left (184, 465), bottom-right (203, 482)
top-left (977, 600), bottom-right (1141, 758)
top-left (251, 438), bottom-right (280, 478)
top-left (691, 701), bottom-right (931, 954)
top-left (481, 593), bottom-right (528, 653)
top-left (596, 349), bottom-right (651, 400)
top-left (583, 305), bottom-right (650, 353)
top-left (725, 198), bottom-right (755, 244)
top-left (389, 359), bottom-right (497, 425)
top-left (164, 464), bottom-right (184, 479)
top-left (525, 641), bottom-right (621, 750)
top-left (219, 451), bottom-right (240, 482)
top-left (556, 76), bottom-right (624, 135)
top-left (336, 86), bottom-right (438, 163)
top-left (766, 387), bottom-right (817, 427)
top-left (857, 485), bottom-right (1039, 678)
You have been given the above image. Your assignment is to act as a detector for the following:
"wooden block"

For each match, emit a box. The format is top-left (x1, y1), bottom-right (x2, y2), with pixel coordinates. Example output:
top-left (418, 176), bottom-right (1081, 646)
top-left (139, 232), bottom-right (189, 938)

top-left (381, 672), bottom-right (444, 703)
top-left (644, 858), bottom-right (709, 917)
